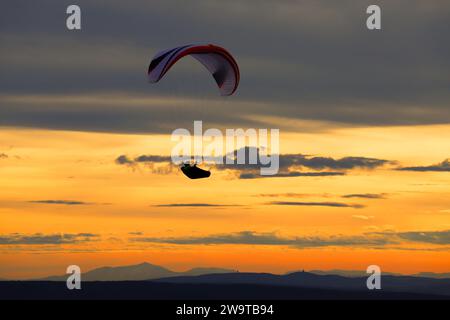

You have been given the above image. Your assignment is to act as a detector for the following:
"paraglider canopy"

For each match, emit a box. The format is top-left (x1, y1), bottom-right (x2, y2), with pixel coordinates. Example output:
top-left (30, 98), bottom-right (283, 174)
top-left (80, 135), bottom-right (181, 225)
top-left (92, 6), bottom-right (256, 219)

top-left (148, 44), bottom-right (240, 96)
top-left (180, 163), bottom-right (211, 179)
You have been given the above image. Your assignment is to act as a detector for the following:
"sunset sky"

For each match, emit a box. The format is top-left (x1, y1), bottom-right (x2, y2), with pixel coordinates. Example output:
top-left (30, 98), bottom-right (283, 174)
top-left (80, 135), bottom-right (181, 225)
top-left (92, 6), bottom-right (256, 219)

top-left (1, 0), bottom-right (449, 279)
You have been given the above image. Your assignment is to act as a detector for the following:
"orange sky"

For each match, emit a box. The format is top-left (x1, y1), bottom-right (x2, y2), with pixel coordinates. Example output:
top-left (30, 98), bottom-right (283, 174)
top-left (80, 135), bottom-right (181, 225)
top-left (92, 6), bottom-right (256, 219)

top-left (1, 123), bottom-right (449, 279)
top-left (1, 0), bottom-right (450, 283)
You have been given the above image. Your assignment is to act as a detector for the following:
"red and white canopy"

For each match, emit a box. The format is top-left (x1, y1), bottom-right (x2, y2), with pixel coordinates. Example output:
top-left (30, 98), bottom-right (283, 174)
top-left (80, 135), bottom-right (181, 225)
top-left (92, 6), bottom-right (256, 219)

top-left (148, 44), bottom-right (240, 96)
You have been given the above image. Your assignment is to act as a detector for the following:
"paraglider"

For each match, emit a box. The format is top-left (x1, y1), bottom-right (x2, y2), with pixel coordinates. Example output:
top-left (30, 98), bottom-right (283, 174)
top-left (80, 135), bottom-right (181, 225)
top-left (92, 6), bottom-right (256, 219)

top-left (180, 163), bottom-right (211, 179)
top-left (147, 44), bottom-right (240, 179)
top-left (148, 44), bottom-right (240, 96)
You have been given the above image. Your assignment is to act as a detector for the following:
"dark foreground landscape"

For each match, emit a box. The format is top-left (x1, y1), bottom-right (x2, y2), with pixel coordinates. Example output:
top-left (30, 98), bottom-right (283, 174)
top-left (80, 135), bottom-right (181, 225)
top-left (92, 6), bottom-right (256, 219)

top-left (0, 281), bottom-right (449, 300)
top-left (1, 270), bottom-right (450, 300)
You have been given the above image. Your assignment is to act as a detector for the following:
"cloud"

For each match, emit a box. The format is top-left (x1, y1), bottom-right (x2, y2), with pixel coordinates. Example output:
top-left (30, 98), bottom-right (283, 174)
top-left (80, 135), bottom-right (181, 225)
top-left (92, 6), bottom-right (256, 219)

top-left (215, 148), bottom-right (393, 172)
top-left (342, 193), bottom-right (387, 199)
top-left (268, 201), bottom-right (364, 209)
top-left (130, 230), bottom-right (393, 248)
top-left (256, 193), bottom-right (328, 198)
top-left (130, 229), bottom-right (450, 248)
top-left (375, 230), bottom-right (450, 245)
top-left (0, 233), bottom-right (99, 245)
top-left (1, 0), bottom-right (450, 133)
top-left (352, 215), bottom-right (375, 220)
top-left (116, 147), bottom-right (392, 179)
top-left (128, 231), bottom-right (143, 236)
top-left (239, 171), bottom-right (345, 179)
top-left (154, 203), bottom-right (239, 208)
top-left (397, 159), bottom-right (450, 172)
top-left (0, 94), bottom-right (270, 135)
top-left (115, 155), bottom-right (134, 165)
top-left (209, 151), bottom-right (392, 179)
top-left (115, 154), bottom-right (176, 174)
top-left (134, 155), bottom-right (173, 163)
top-left (278, 155), bottom-right (393, 171)
top-left (0, 153), bottom-right (8, 159)
top-left (116, 154), bottom-right (173, 165)
top-left (28, 200), bottom-right (95, 205)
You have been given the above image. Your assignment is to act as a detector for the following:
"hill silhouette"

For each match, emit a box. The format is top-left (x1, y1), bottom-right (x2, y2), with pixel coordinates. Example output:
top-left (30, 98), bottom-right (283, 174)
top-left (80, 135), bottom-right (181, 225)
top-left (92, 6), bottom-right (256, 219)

top-left (0, 281), bottom-right (447, 300)
top-left (152, 271), bottom-right (450, 297)
top-left (307, 269), bottom-right (450, 279)
top-left (1, 263), bottom-right (449, 299)
top-left (6, 262), bottom-right (445, 282)
top-left (35, 262), bottom-right (235, 281)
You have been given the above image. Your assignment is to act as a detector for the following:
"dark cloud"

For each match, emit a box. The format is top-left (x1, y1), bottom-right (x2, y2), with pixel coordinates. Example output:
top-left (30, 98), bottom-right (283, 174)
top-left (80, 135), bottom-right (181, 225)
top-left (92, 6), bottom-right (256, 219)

top-left (129, 230), bottom-right (393, 248)
top-left (116, 147), bottom-right (392, 179)
top-left (115, 154), bottom-right (176, 175)
top-left (115, 154), bottom-right (173, 166)
top-left (1, 0), bottom-right (450, 134)
top-left (0, 94), bottom-right (266, 135)
top-left (239, 171), bottom-right (344, 179)
top-left (397, 159), bottom-right (450, 172)
top-left (29, 200), bottom-right (94, 205)
top-left (115, 155), bottom-right (134, 165)
top-left (256, 193), bottom-right (316, 198)
top-left (0, 153), bottom-right (8, 159)
top-left (134, 155), bottom-right (172, 163)
top-left (154, 203), bottom-right (239, 208)
top-left (268, 201), bottom-right (364, 209)
top-left (214, 147), bottom-right (393, 171)
top-left (283, 155), bottom-right (393, 171)
top-left (128, 231), bottom-right (143, 236)
top-left (342, 193), bottom-right (387, 199)
top-left (0, 233), bottom-right (99, 245)
top-left (374, 230), bottom-right (450, 245)
top-left (130, 229), bottom-right (450, 248)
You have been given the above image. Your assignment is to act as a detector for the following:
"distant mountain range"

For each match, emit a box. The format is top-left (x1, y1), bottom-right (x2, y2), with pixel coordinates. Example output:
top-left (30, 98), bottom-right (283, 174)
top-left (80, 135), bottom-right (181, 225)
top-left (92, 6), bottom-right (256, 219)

top-left (307, 269), bottom-right (450, 279)
top-left (1, 281), bottom-right (446, 300)
top-left (0, 262), bottom-right (449, 299)
top-left (153, 271), bottom-right (450, 297)
top-left (0, 263), bottom-right (448, 281)
top-left (35, 262), bottom-right (236, 281)
top-left (307, 269), bottom-right (398, 277)
top-left (414, 272), bottom-right (450, 279)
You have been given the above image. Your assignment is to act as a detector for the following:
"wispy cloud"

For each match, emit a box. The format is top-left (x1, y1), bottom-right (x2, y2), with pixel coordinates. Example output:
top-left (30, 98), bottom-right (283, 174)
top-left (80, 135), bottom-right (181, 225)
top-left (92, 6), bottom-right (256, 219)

top-left (115, 155), bottom-right (134, 165)
top-left (0, 153), bottom-right (8, 159)
top-left (130, 229), bottom-right (450, 248)
top-left (0, 233), bottom-right (99, 245)
top-left (397, 159), bottom-right (450, 172)
top-left (256, 193), bottom-right (329, 198)
top-left (342, 193), bottom-right (387, 199)
top-left (115, 154), bottom-right (172, 165)
top-left (128, 231), bottom-right (143, 236)
top-left (277, 155), bottom-right (393, 171)
top-left (115, 154), bottom-right (176, 174)
top-left (28, 200), bottom-right (95, 205)
top-left (374, 230), bottom-right (450, 245)
top-left (116, 148), bottom-right (393, 179)
top-left (352, 215), bottom-right (375, 220)
top-left (153, 203), bottom-right (240, 208)
top-left (239, 171), bottom-right (344, 179)
top-left (267, 201), bottom-right (364, 209)
top-left (130, 231), bottom-right (391, 248)
top-left (214, 149), bottom-right (393, 173)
